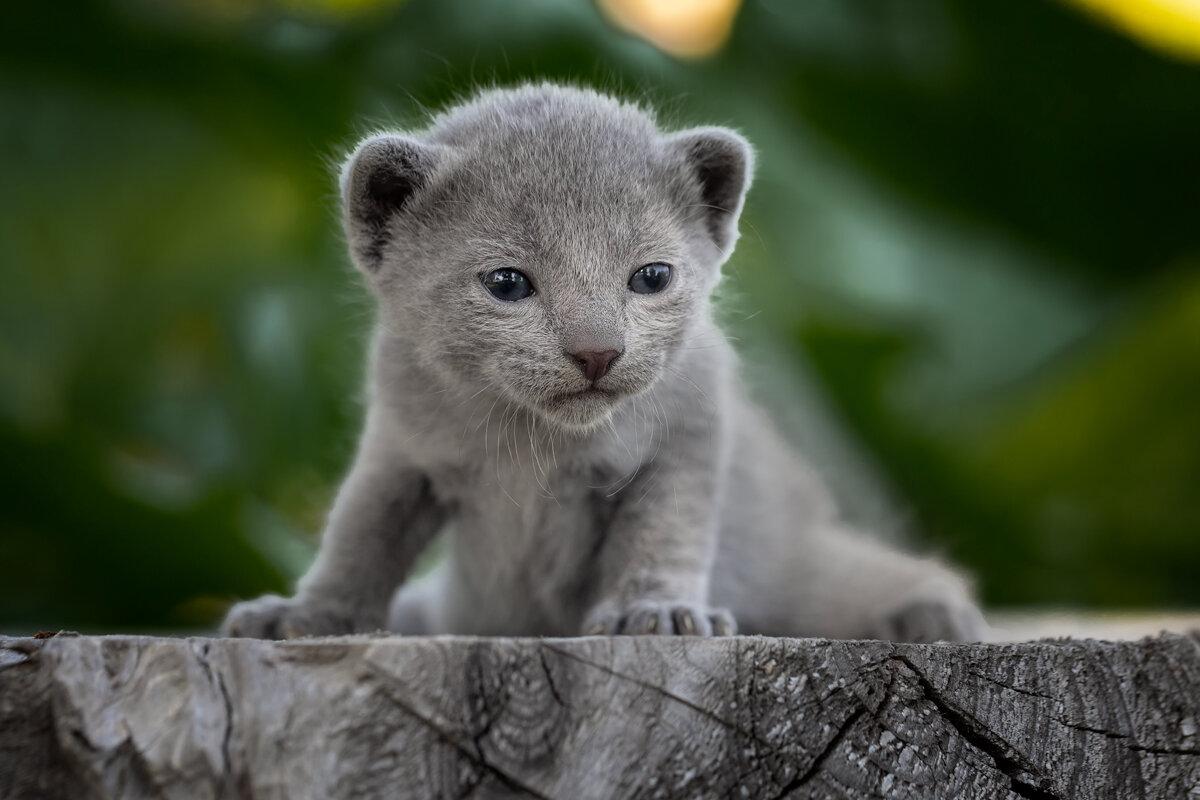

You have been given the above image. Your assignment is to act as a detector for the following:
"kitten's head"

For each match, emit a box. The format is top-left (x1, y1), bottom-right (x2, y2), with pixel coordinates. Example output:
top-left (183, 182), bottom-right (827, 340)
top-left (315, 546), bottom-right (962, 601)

top-left (340, 84), bottom-right (752, 431)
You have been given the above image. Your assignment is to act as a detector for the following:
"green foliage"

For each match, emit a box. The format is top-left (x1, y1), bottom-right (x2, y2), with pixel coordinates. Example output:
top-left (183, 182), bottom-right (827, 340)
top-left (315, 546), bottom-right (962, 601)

top-left (2, 0), bottom-right (1197, 630)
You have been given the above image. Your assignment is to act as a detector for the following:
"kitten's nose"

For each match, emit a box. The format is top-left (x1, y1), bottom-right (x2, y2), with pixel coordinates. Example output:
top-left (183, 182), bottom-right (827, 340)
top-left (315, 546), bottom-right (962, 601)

top-left (566, 349), bottom-right (621, 382)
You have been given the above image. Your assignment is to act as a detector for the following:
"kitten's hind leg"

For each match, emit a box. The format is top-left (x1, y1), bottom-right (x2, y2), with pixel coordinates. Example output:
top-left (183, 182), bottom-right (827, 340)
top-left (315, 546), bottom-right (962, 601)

top-left (778, 524), bottom-right (988, 642)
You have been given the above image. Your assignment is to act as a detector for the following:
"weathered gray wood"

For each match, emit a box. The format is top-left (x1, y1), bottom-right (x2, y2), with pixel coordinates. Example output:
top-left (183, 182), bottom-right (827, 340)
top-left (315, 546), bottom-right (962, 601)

top-left (2, 634), bottom-right (1198, 799)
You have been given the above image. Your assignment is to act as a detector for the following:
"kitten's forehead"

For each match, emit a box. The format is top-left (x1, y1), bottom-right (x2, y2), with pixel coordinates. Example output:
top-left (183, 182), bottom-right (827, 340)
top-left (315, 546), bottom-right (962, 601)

top-left (428, 84), bottom-right (660, 157)
top-left (428, 86), bottom-right (668, 212)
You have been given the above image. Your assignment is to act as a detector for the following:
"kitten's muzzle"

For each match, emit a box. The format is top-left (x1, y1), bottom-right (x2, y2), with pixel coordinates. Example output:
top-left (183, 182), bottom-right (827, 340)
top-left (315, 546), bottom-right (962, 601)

top-left (565, 348), bottom-right (622, 383)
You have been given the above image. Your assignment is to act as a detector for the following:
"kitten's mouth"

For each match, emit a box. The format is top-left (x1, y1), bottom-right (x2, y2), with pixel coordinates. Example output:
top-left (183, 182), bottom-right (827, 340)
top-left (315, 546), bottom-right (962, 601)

top-left (535, 384), bottom-right (622, 430)
top-left (558, 386), bottom-right (612, 400)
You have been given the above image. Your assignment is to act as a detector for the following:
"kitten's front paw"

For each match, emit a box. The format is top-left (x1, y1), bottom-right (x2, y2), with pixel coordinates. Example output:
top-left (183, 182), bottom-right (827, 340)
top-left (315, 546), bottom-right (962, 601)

top-left (582, 600), bottom-right (737, 637)
top-left (871, 595), bottom-right (987, 643)
top-left (221, 595), bottom-right (357, 640)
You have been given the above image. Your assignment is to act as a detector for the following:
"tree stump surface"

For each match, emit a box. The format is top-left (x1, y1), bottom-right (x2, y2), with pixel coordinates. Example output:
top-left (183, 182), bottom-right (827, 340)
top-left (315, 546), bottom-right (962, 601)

top-left (2, 633), bottom-right (1198, 799)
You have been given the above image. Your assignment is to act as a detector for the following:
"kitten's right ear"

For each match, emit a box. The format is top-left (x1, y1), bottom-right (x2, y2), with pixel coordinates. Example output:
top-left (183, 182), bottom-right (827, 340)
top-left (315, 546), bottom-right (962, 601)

top-left (340, 134), bottom-right (442, 272)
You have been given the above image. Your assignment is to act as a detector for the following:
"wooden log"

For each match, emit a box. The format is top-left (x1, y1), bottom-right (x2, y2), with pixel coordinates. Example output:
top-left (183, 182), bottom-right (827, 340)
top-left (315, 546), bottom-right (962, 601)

top-left (2, 633), bottom-right (1198, 799)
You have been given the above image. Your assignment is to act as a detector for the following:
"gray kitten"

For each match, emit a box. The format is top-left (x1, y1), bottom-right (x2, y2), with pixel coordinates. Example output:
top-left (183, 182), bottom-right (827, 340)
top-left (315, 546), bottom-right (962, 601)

top-left (223, 84), bottom-right (986, 642)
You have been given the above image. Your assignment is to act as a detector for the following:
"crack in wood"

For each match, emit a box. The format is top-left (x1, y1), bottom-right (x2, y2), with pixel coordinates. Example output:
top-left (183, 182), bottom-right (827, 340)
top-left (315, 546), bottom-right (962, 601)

top-left (768, 706), bottom-right (866, 800)
top-left (889, 653), bottom-right (1062, 800)
top-left (968, 669), bottom-right (1057, 702)
top-left (194, 642), bottom-right (235, 781)
top-left (536, 644), bottom-right (567, 710)
top-left (1127, 743), bottom-right (1200, 757)
top-left (380, 688), bottom-right (554, 800)
top-left (543, 642), bottom-right (773, 748)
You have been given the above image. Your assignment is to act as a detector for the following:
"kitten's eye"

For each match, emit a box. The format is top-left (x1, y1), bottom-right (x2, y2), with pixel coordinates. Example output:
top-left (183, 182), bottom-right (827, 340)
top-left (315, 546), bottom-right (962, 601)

top-left (482, 268), bottom-right (535, 302)
top-left (629, 263), bottom-right (672, 294)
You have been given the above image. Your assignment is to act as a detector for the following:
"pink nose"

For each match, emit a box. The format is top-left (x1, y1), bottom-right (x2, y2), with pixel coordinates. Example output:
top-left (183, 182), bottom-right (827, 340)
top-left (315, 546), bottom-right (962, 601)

top-left (567, 349), bottom-right (621, 382)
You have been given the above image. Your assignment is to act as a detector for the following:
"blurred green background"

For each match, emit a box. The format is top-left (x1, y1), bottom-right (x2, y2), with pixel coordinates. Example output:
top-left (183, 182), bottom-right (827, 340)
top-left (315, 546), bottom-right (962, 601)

top-left (2, 0), bottom-right (1198, 632)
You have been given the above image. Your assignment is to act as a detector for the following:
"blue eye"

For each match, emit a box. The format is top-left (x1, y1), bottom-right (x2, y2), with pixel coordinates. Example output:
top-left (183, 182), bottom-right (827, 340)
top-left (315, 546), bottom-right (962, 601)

top-left (629, 263), bottom-right (672, 294)
top-left (482, 268), bottom-right (534, 302)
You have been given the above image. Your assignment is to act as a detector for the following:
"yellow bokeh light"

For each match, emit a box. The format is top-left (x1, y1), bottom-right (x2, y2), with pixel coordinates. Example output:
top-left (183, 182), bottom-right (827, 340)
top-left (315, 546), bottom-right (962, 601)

top-left (1061, 0), bottom-right (1200, 60)
top-left (597, 0), bottom-right (744, 59)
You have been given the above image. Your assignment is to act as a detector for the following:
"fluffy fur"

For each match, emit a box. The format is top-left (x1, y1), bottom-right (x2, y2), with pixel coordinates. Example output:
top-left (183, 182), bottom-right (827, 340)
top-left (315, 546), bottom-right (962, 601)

top-left (223, 84), bottom-right (986, 641)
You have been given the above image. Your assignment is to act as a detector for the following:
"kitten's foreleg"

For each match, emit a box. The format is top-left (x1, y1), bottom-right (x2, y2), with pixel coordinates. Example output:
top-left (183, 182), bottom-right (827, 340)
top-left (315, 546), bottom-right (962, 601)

top-left (222, 436), bottom-right (445, 639)
top-left (582, 452), bottom-right (735, 637)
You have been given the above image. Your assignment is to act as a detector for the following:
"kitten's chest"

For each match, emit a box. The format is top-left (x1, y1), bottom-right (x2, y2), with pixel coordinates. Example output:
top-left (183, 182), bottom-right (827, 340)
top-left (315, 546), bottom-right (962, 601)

top-left (433, 458), bottom-right (601, 551)
top-left (427, 452), bottom-right (626, 631)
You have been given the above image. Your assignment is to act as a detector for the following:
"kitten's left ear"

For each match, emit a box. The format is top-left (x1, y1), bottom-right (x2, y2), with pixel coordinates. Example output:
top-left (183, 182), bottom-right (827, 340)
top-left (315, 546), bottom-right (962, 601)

top-left (666, 127), bottom-right (755, 255)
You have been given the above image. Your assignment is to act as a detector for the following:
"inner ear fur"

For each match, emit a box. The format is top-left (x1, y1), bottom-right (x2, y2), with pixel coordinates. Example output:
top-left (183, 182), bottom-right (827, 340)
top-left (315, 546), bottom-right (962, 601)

top-left (666, 127), bottom-right (754, 254)
top-left (340, 134), bottom-right (442, 272)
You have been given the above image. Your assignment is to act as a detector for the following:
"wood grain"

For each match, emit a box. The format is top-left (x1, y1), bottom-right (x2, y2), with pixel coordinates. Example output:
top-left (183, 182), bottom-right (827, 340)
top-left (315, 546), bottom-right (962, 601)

top-left (2, 634), bottom-right (1198, 799)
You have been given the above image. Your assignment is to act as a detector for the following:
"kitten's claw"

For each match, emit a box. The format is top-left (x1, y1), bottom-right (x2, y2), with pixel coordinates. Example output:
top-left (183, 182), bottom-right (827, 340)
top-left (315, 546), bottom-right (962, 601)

top-left (709, 610), bottom-right (737, 636)
top-left (582, 601), bottom-right (737, 637)
top-left (221, 595), bottom-right (357, 640)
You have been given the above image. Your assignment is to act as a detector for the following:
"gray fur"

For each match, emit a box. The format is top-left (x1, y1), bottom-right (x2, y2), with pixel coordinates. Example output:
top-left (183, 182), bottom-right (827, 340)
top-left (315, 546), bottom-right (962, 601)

top-left (223, 84), bottom-right (986, 642)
